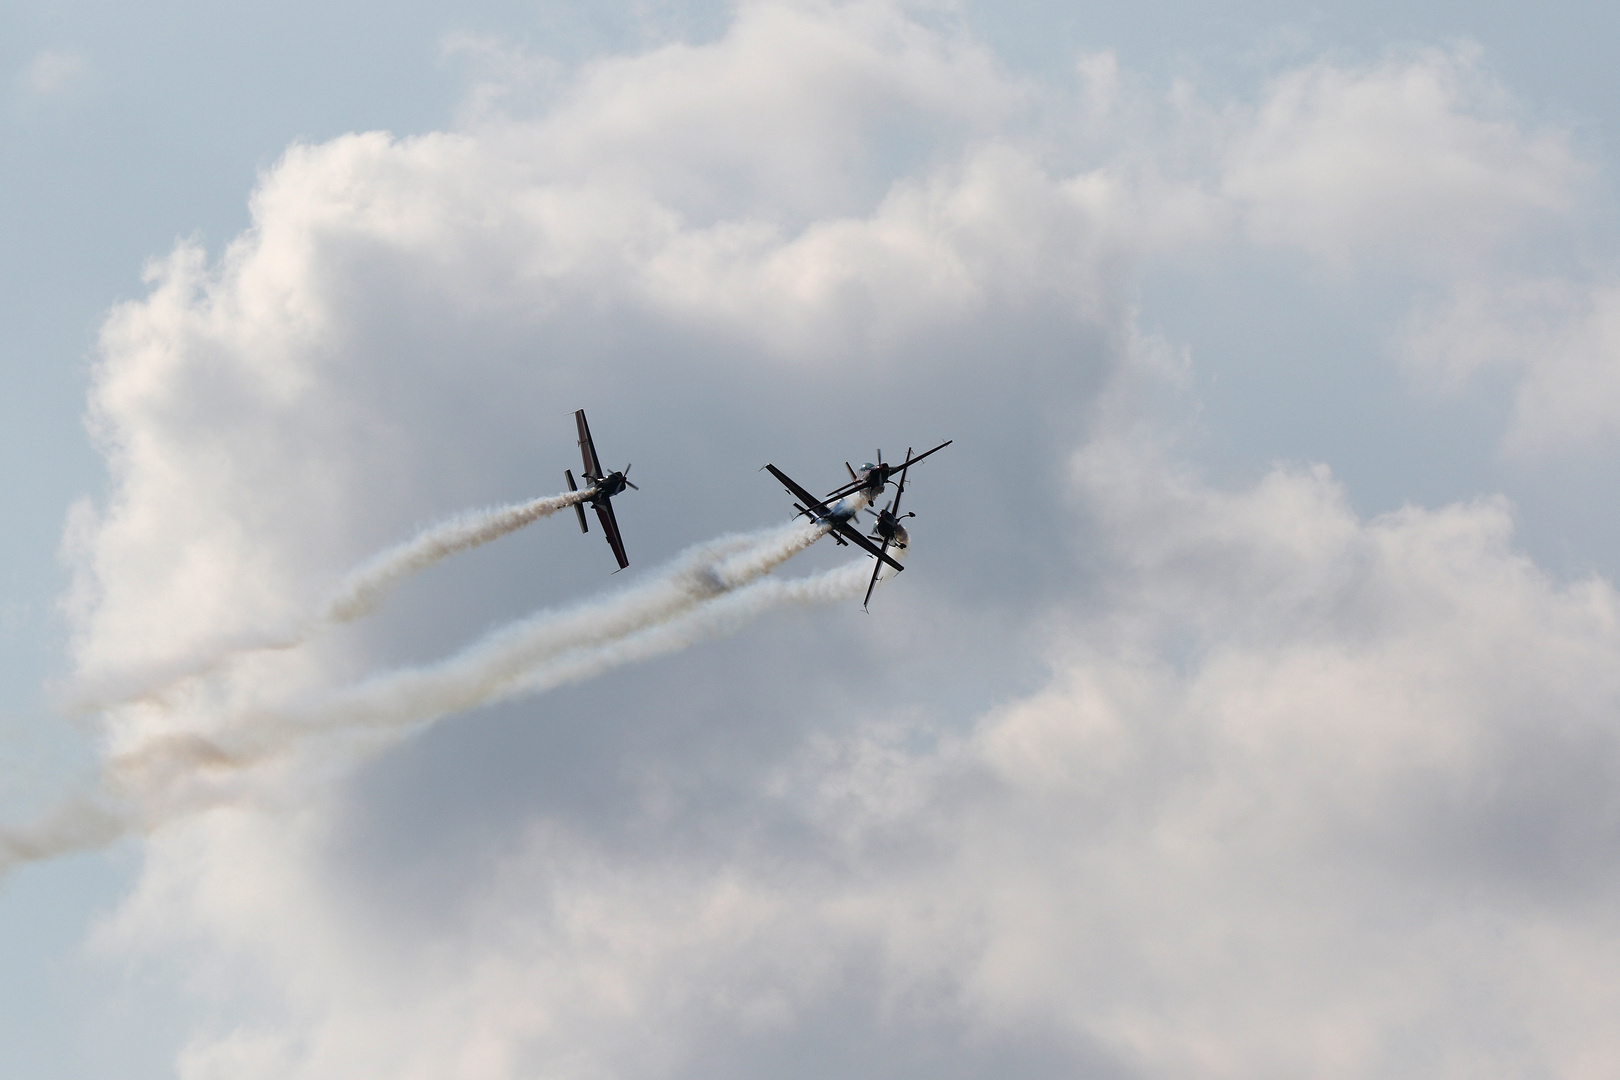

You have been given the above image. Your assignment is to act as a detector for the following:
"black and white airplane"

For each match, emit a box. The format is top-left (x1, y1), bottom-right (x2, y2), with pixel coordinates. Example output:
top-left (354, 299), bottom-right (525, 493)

top-left (565, 409), bottom-right (637, 571)
top-left (861, 448), bottom-right (918, 610)
top-left (763, 440), bottom-right (949, 584)
top-left (822, 441), bottom-right (951, 506)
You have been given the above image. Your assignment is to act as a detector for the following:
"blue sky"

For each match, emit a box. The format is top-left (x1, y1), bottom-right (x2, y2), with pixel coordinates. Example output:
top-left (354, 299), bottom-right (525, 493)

top-left (6, 1), bottom-right (1620, 1077)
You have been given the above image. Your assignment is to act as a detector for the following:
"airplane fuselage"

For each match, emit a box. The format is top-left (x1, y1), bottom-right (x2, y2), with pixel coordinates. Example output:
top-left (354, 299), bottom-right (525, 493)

top-left (872, 506), bottom-right (910, 549)
top-left (592, 471), bottom-right (630, 502)
top-left (813, 490), bottom-right (871, 529)
top-left (850, 462), bottom-right (891, 503)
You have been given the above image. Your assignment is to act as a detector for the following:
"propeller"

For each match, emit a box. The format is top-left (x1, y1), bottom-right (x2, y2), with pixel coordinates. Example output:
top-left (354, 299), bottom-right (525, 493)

top-left (623, 464), bottom-right (639, 490)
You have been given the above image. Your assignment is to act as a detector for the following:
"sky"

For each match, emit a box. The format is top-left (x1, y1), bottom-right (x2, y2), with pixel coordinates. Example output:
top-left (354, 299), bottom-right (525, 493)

top-left (5, 0), bottom-right (1620, 1077)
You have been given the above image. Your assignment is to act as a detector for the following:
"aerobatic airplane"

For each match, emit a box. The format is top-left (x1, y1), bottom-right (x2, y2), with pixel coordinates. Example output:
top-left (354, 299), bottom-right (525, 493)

top-left (861, 448), bottom-right (919, 610)
top-left (814, 441), bottom-right (952, 508)
top-left (565, 409), bottom-right (638, 570)
top-left (763, 440), bottom-right (950, 587)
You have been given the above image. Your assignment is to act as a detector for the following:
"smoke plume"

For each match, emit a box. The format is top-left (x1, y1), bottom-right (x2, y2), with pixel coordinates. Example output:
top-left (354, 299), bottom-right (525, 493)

top-left (5, 517), bottom-right (870, 881)
top-left (113, 520), bottom-right (830, 771)
top-left (321, 489), bottom-right (595, 623)
top-left (68, 488), bottom-right (595, 712)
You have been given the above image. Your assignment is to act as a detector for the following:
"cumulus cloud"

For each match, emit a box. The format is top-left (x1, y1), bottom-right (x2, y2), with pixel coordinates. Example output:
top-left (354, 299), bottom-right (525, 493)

top-left (1221, 45), bottom-right (1581, 267)
top-left (934, 451), bottom-right (1620, 1078)
top-left (97, 447), bottom-right (1620, 1080)
top-left (463, 0), bottom-right (1022, 221)
top-left (70, 9), bottom-right (1141, 697)
top-left (1404, 276), bottom-right (1620, 454)
top-left (14, 48), bottom-right (92, 106)
top-left (1208, 44), bottom-right (1620, 457)
top-left (42, 1), bottom-right (1620, 1077)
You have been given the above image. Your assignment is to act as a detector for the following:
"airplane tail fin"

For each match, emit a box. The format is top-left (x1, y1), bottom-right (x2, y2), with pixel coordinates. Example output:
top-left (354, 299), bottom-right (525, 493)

top-left (565, 470), bottom-right (589, 533)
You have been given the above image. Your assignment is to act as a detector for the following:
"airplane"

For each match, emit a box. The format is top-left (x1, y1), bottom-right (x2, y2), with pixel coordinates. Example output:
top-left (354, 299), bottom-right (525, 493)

top-left (564, 409), bottom-right (638, 571)
top-left (762, 440), bottom-right (949, 582)
top-left (861, 448), bottom-right (918, 610)
top-left (821, 440), bottom-right (951, 505)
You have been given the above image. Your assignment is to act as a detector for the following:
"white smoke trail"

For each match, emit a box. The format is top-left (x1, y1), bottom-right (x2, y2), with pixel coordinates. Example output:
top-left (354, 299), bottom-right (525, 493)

top-left (285, 550), bottom-right (869, 750)
top-left (151, 520), bottom-right (828, 760)
top-left (321, 489), bottom-right (594, 623)
top-left (4, 516), bottom-right (867, 881)
top-left (68, 488), bottom-right (595, 712)
top-left (501, 559), bottom-right (871, 702)
top-left (0, 795), bottom-right (127, 874)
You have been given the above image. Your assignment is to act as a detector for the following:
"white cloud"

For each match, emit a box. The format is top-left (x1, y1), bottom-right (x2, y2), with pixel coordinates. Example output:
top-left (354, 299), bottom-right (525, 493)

top-left (464, 0), bottom-right (1024, 223)
top-left (77, 124), bottom-right (1133, 684)
top-left (52, 3), bottom-right (1620, 1077)
top-left (1405, 277), bottom-right (1620, 454)
top-left (1221, 46), bottom-right (1581, 267)
top-left (97, 447), bottom-right (1620, 1080)
top-left (15, 48), bottom-right (92, 105)
top-left (1207, 45), bottom-right (1620, 459)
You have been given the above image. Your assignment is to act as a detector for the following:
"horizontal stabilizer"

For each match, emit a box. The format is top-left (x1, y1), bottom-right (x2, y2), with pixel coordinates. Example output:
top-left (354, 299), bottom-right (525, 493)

top-left (565, 470), bottom-right (588, 533)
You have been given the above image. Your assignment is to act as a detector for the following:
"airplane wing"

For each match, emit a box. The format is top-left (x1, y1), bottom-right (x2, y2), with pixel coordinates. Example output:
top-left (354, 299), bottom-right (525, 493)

top-left (834, 520), bottom-right (905, 573)
top-left (594, 497), bottom-right (630, 570)
top-left (575, 409), bottom-right (603, 479)
top-left (896, 439), bottom-right (952, 470)
top-left (822, 439), bottom-right (952, 500)
top-left (765, 464), bottom-right (834, 519)
top-left (863, 537), bottom-right (890, 610)
top-left (822, 477), bottom-right (867, 501)
top-left (891, 451), bottom-right (911, 515)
